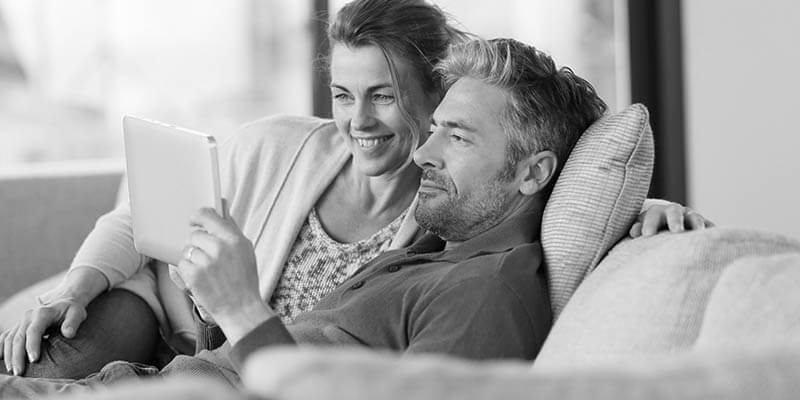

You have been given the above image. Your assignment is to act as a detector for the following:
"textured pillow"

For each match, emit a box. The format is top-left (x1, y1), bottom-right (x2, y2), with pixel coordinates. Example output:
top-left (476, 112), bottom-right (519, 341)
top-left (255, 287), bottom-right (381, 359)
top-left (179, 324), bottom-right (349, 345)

top-left (542, 103), bottom-right (654, 317)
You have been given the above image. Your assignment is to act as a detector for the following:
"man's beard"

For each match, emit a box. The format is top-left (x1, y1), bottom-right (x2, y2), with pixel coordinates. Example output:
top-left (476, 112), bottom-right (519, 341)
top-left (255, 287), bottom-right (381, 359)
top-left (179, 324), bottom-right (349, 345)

top-left (415, 168), bottom-right (514, 242)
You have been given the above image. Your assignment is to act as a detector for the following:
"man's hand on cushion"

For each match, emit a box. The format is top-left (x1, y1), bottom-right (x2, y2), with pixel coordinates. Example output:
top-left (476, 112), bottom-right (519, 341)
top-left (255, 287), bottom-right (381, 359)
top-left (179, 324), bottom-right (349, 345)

top-left (629, 202), bottom-right (714, 238)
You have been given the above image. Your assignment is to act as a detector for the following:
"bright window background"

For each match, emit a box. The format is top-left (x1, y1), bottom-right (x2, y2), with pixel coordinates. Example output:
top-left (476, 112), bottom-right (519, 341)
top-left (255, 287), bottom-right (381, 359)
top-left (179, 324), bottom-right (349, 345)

top-left (0, 0), bottom-right (312, 167)
top-left (331, 0), bottom-right (628, 111)
top-left (0, 0), bottom-right (625, 168)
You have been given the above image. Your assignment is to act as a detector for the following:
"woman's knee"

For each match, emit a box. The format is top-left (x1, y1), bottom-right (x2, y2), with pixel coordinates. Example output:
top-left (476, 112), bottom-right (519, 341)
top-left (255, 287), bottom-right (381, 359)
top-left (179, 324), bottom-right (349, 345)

top-left (21, 289), bottom-right (160, 379)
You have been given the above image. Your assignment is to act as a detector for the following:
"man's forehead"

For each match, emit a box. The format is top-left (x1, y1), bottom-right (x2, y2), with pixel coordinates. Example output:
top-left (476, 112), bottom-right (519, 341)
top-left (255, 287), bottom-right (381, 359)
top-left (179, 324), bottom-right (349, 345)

top-left (433, 78), bottom-right (508, 130)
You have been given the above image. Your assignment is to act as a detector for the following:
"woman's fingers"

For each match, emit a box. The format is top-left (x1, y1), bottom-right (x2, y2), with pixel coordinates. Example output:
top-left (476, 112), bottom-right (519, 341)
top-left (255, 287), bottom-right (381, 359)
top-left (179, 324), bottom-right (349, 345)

top-left (3, 326), bottom-right (15, 373)
top-left (60, 304), bottom-right (87, 339)
top-left (11, 321), bottom-right (29, 375)
top-left (25, 308), bottom-right (57, 363)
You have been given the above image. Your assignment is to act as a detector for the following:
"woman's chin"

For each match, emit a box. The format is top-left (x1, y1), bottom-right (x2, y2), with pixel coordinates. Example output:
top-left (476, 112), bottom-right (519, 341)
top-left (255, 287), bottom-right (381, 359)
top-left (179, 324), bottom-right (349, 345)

top-left (351, 156), bottom-right (408, 178)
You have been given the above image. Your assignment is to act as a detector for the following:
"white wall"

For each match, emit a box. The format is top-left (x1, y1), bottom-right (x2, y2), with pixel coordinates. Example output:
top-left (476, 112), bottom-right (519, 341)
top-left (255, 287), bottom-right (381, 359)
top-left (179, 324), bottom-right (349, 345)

top-left (684, 0), bottom-right (800, 239)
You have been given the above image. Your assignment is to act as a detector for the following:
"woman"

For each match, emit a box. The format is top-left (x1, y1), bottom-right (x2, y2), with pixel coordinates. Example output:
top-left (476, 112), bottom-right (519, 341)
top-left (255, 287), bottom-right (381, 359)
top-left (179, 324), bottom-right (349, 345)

top-left (0, 0), bottom-right (468, 378)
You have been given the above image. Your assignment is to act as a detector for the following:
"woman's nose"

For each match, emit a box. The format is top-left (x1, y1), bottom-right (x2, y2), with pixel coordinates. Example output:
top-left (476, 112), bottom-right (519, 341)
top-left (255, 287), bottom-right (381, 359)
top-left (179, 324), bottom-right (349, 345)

top-left (351, 101), bottom-right (377, 131)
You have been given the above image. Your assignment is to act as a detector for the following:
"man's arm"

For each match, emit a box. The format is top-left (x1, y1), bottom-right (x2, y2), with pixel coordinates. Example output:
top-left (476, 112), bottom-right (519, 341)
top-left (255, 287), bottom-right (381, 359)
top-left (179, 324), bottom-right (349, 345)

top-left (227, 316), bottom-right (296, 371)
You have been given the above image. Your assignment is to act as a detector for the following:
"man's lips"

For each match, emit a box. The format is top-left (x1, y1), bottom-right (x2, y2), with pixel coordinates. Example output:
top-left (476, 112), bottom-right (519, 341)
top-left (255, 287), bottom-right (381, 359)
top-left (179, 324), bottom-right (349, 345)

top-left (419, 181), bottom-right (446, 192)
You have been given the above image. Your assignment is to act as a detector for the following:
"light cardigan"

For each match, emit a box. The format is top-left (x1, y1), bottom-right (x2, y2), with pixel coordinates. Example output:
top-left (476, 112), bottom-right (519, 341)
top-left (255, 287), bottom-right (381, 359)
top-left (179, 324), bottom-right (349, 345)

top-left (41, 115), bottom-right (422, 347)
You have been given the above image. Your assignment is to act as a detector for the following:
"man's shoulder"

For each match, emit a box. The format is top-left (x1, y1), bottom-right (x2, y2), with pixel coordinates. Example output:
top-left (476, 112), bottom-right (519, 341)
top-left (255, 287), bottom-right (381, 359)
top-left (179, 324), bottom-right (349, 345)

top-left (452, 240), bottom-right (544, 282)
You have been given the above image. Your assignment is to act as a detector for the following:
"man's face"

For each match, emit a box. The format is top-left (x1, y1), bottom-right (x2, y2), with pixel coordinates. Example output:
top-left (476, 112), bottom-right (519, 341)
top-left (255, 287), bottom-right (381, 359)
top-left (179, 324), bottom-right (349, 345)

top-left (413, 77), bottom-right (520, 242)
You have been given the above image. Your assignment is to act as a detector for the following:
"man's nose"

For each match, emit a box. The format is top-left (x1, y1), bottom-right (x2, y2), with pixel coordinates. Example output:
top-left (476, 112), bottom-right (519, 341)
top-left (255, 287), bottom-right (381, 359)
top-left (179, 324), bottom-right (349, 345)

top-left (413, 131), bottom-right (444, 169)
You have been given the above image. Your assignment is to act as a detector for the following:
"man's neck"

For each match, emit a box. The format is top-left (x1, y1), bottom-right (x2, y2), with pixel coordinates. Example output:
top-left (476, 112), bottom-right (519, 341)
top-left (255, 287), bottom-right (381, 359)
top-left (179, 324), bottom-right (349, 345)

top-left (442, 197), bottom-right (544, 251)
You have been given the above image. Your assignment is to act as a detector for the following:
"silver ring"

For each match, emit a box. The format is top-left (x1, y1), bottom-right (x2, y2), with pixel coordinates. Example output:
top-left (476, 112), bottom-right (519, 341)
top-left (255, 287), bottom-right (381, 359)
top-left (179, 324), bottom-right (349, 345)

top-left (185, 246), bottom-right (196, 261)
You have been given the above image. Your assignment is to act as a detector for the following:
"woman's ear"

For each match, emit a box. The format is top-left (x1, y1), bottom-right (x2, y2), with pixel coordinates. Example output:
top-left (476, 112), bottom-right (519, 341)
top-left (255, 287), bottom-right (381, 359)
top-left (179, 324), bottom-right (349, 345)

top-left (517, 150), bottom-right (558, 196)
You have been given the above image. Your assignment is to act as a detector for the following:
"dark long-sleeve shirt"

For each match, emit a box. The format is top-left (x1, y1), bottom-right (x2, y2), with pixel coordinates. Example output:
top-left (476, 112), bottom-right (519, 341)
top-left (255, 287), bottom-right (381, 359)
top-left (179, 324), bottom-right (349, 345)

top-left (226, 212), bottom-right (552, 371)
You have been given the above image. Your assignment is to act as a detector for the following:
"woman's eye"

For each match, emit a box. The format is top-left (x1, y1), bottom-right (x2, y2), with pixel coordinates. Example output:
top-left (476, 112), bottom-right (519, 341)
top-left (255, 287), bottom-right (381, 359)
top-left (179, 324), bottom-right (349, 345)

top-left (372, 94), bottom-right (394, 104)
top-left (333, 93), bottom-right (354, 104)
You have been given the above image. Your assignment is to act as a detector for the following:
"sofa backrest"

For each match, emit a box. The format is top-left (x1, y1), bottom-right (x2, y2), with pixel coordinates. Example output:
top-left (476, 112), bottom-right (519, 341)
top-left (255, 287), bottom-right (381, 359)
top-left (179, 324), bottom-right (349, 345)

top-left (0, 162), bottom-right (123, 301)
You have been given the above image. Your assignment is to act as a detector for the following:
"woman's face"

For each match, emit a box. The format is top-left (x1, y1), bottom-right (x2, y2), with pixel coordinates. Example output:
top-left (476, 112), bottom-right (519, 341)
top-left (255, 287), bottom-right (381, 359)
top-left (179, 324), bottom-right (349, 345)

top-left (330, 43), bottom-right (435, 177)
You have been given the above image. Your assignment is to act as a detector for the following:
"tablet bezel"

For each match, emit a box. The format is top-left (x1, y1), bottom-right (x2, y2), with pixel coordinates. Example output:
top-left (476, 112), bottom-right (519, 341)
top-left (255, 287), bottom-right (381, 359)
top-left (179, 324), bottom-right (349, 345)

top-left (123, 115), bottom-right (223, 265)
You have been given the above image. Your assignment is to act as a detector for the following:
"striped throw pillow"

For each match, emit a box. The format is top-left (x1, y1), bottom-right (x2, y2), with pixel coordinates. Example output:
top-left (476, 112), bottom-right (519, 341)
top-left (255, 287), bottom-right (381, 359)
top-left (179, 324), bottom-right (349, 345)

top-left (542, 103), bottom-right (654, 318)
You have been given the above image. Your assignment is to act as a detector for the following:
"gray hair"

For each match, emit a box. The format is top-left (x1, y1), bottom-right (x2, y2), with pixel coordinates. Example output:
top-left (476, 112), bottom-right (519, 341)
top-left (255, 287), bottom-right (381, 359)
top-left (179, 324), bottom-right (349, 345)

top-left (436, 38), bottom-right (607, 184)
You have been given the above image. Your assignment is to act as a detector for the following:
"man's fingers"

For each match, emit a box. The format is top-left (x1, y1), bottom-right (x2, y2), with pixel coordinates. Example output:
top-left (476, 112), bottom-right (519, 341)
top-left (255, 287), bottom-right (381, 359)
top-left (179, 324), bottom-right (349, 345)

top-left (686, 212), bottom-right (707, 230)
top-left (665, 205), bottom-right (685, 233)
top-left (641, 208), bottom-right (665, 236)
top-left (189, 230), bottom-right (221, 258)
top-left (189, 208), bottom-right (231, 237)
top-left (629, 222), bottom-right (643, 238)
top-left (61, 306), bottom-right (87, 339)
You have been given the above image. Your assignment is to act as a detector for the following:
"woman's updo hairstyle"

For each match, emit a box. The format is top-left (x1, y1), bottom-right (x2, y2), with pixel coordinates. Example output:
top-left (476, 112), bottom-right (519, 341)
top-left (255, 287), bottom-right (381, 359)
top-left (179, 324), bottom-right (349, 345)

top-left (328, 0), bottom-right (469, 172)
top-left (329, 0), bottom-right (468, 98)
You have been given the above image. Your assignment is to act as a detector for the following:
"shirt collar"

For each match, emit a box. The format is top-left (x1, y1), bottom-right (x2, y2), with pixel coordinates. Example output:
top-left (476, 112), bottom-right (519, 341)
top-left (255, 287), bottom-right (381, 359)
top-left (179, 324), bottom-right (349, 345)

top-left (408, 211), bottom-right (542, 262)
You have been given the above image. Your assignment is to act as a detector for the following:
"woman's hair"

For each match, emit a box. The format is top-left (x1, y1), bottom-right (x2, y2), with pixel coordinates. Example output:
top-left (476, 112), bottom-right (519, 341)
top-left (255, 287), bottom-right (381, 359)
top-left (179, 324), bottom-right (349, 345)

top-left (328, 0), bottom-right (469, 170)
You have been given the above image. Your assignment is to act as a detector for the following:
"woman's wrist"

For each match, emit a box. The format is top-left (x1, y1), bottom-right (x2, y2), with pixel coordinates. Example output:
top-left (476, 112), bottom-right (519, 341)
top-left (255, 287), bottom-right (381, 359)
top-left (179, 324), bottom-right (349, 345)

top-left (40, 267), bottom-right (110, 308)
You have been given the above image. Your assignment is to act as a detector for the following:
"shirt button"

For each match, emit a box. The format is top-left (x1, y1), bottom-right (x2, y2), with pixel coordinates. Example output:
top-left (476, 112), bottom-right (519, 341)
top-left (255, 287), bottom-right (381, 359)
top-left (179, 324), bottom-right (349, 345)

top-left (350, 280), bottom-right (365, 290)
top-left (387, 265), bottom-right (401, 273)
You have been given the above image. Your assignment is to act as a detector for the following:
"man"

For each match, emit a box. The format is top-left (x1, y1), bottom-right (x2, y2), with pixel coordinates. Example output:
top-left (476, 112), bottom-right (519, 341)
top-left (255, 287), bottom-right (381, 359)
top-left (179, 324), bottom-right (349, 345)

top-left (0, 37), bottom-right (615, 396)
top-left (179, 37), bottom-right (607, 371)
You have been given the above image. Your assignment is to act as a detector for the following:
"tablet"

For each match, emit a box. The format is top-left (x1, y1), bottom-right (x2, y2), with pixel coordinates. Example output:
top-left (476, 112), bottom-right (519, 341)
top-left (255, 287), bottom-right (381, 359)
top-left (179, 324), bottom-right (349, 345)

top-left (123, 115), bottom-right (223, 265)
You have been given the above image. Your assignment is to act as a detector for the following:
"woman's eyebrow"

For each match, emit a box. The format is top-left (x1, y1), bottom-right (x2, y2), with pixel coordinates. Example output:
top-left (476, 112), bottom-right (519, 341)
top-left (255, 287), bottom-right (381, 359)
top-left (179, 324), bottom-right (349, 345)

top-left (329, 83), bottom-right (393, 92)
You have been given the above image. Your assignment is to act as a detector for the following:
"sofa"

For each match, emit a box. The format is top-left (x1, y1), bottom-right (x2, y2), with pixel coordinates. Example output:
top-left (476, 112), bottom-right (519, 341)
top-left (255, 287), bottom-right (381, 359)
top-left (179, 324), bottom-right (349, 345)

top-left (14, 229), bottom-right (800, 400)
top-left (3, 105), bottom-right (800, 399)
top-left (0, 163), bottom-right (123, 306)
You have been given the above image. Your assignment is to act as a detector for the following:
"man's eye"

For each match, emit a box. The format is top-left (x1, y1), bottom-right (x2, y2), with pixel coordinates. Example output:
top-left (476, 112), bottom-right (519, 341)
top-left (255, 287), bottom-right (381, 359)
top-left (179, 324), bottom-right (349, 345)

top-left (449, 134), bottom-right (466, 143)
top-left (372, 94), bottom-right (395, 104)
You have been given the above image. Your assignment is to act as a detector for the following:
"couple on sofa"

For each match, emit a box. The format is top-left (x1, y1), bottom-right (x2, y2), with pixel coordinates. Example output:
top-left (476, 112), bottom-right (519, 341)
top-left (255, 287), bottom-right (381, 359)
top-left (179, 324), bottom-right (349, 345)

top-left (0, 0), bottom-right (708, 397)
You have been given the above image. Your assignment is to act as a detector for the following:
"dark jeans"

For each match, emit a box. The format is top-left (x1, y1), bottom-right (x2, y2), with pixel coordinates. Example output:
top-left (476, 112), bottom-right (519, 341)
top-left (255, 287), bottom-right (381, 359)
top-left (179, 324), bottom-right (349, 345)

top-left (1, 289), bottom-right (160, 379)
top-left (0, 347), bottom-right (239, 398)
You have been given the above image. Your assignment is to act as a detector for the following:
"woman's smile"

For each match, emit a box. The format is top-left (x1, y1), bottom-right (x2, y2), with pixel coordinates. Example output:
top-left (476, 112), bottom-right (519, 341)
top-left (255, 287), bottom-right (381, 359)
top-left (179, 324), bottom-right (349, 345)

top-left (351, 133), bottom-right (395, 149)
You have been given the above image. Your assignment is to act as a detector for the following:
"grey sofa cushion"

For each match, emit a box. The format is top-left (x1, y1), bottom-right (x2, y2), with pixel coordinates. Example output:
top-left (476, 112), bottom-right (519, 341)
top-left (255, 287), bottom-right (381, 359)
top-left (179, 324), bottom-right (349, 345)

top-left (695, 252), bottom-right (800, 350)
top-left (534, 227), bottom-right (800, 370)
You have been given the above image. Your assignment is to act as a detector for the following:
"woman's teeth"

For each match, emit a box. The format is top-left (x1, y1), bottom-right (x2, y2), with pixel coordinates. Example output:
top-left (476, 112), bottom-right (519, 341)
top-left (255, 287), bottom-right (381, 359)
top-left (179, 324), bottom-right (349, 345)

top-left (355, 136), bottom-right (392, 148)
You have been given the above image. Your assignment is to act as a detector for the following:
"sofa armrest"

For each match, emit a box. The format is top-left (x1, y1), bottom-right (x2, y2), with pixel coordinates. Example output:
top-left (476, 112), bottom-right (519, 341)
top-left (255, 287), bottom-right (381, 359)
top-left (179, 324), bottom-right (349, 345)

top-left (0, 161), bottom-right (123, 302)
top-left (241, 346), bottom-right (800, 400)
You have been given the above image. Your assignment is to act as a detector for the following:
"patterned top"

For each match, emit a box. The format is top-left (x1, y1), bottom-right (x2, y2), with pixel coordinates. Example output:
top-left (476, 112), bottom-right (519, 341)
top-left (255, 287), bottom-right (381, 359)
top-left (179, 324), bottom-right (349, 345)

top-left (269, 207), bottom-right (408, 323)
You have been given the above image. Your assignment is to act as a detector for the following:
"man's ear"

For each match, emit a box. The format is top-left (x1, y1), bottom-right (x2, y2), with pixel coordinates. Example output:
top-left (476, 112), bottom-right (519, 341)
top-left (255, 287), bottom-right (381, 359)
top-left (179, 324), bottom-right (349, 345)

top-left (516, 150), bottom-right (558, 196)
